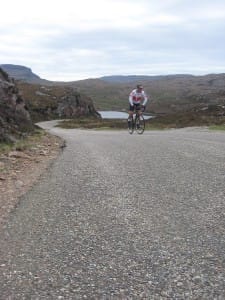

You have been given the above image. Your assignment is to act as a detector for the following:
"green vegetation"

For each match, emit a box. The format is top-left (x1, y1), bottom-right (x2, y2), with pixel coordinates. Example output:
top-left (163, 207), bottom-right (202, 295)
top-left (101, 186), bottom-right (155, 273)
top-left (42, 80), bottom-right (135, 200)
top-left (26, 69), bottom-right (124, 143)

top-left (0, 127), bottom-right (46, 155)
top-left (56, 117), bottom-right (127, 130)
top-left (147, 111), bottom-right (225, 129)
top-left (14, 75), bottom-right (225, 131)
top-left (208, 124), bottom-right (225, 131)
top-left (56, 112), bottom-right (225, 131)
top-left (16, 75), bottom-right (225, 125)
top-left (0, 143), bottom-right (12, 155)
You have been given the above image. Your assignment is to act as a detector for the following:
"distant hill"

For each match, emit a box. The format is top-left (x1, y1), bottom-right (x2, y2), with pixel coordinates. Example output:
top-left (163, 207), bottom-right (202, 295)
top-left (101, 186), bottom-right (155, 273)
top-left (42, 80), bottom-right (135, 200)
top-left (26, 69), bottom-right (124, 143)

top-left (0, 64), bottom-right (48, 84)
top-left (2, 64), bottom-right (225, 115)
top-left (66, 73), bottom-right (225, 114)
top-left (100, 74), bottom-right (194, 83)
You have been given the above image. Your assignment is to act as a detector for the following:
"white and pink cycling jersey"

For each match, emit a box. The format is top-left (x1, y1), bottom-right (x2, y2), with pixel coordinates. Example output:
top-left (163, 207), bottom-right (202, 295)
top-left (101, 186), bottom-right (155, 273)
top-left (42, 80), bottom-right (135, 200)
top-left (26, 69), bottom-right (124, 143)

top-left (129, 89), bottom-right (148, 106)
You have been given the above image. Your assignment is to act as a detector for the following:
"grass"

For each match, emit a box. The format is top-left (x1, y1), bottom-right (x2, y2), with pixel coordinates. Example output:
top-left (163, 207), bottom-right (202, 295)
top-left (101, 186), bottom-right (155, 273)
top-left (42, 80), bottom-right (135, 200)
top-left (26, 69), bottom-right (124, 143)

top-left (0, 143), bottom-right (12, 154)
top-left (56, 112), bottom-right (225, 131)
top-left (0, 127), bottom-right (46, 155)
top-left (146, 111), bottom-right (225, 130)
top-left (208, 124), bottom-right (225, 131)
top-left (56, 117), bottom-right (175, 131)
top-left (56, 117), bottom-right (127, 130)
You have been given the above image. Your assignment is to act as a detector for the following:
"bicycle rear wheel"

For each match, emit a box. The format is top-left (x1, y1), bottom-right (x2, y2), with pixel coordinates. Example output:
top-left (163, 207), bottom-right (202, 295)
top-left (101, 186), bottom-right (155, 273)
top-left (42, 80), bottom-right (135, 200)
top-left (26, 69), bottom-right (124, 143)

top-left (127, 117), bottom-right (134, 134)
top-left (135, 115), bottom-right (145, 134)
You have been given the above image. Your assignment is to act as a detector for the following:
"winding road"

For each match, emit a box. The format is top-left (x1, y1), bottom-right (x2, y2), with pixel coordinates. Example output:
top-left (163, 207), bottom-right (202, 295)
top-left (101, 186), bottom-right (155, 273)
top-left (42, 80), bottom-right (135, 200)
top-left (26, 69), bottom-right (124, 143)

top-left (0, 121), bottom-right (225, 299)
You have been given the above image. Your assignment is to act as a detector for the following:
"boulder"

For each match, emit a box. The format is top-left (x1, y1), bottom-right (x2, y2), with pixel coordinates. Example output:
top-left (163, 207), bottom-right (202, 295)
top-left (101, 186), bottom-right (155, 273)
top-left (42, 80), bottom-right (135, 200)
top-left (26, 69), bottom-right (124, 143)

top-left (57, 89), bottom-right (101, 118)
top-left (0, 68), bottom-right (33, 143)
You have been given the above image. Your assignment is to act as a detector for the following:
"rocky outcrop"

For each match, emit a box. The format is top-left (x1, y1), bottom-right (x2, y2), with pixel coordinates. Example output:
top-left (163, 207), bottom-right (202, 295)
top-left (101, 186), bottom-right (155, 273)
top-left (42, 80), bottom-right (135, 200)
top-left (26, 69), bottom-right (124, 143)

top-left (57, 89), bottom-right (101, 118)
top-left (17, 82), bottom-right (101, 121)
top-left (0, 68), bottom-right (33, 143)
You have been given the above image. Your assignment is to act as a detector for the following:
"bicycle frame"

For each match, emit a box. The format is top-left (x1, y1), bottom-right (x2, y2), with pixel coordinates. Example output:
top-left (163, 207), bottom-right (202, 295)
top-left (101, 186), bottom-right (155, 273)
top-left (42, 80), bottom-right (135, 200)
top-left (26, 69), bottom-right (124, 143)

top-left (127, 108), bottom-right (145, 134)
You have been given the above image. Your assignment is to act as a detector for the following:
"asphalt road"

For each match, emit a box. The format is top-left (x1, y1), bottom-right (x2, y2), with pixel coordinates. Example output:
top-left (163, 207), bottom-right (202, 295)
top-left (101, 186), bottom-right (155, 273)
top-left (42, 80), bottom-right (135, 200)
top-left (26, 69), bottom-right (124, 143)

top-left (1, 122), bottom-right (225, 299)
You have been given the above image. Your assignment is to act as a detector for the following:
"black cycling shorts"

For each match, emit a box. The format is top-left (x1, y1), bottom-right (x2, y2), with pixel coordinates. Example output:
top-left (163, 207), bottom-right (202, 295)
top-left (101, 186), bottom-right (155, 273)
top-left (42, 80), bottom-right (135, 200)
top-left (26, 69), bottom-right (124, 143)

top-left (129, 103), bottom-right (141, 111)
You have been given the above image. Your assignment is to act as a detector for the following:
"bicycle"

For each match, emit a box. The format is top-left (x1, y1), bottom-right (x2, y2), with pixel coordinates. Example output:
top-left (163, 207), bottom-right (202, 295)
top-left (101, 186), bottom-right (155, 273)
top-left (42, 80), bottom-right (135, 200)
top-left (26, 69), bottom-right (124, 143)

top-left (127, 108), bottom-right (145, 134)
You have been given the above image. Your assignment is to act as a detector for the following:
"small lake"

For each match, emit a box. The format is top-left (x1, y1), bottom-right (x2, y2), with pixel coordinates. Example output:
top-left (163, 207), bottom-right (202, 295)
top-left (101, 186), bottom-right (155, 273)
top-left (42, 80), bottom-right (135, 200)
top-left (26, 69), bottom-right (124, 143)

top-left (98, 111), bottom-right (153, 120)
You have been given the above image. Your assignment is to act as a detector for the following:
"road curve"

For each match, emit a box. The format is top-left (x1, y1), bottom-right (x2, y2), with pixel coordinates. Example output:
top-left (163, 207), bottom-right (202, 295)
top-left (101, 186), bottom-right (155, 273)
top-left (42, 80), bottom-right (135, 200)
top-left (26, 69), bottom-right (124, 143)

top-left (0, 122), bottom-right (225, 299)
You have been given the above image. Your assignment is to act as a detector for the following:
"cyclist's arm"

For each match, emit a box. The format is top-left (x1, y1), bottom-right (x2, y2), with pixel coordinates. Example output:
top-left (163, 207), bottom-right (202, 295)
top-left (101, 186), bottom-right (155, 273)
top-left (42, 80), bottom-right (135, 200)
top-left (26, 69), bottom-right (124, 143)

top-left (129, 92), bottom-right (134, 106)
top-left (142, 91), bottom-right (148, 106)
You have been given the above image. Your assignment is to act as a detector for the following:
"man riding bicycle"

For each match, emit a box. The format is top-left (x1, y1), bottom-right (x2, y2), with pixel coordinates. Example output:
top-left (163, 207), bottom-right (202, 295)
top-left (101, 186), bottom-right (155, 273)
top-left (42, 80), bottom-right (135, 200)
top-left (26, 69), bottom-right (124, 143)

top-left (128, 84), bottom-right (148, 122)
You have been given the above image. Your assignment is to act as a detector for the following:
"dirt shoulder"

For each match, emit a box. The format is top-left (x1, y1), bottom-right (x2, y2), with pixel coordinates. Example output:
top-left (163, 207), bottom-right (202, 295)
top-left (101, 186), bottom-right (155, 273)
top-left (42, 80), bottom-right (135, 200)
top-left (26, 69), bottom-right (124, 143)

top-left (0, 132), bottom-right (64, 229)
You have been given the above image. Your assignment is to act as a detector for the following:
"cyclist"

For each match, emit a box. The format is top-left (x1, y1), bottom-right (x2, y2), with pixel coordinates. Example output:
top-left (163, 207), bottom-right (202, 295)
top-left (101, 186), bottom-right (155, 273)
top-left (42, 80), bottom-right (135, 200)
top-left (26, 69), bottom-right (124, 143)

top-left (128, 84), bottom-right (148, 123)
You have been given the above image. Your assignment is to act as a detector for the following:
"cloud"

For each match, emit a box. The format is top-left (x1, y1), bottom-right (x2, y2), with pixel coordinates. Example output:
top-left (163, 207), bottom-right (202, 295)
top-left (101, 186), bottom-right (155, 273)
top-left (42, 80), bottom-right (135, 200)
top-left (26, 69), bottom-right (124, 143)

top-left (0, 0), bottom-right (225, 80)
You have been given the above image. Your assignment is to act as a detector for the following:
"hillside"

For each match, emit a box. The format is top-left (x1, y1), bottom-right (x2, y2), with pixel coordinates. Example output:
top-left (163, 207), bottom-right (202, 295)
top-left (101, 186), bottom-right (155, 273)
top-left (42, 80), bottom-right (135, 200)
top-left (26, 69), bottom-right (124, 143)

top-left (66, 74), bottom-right (225, 115)
top-left (2, 64), bottom-right (225, 115)
top-left (0, 64), bottom-right (48, 84)
top-left (99, 74), bottom-right (195, 83)
top-left (0, 66), bottom-right (100, 143)
top-left (16, 82), bottom-right (100, 122)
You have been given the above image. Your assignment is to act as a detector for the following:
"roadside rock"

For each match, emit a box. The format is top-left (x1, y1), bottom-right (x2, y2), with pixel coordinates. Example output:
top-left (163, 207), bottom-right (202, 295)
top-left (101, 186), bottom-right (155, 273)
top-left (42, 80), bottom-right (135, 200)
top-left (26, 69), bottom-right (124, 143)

top-left (0, 67), bottom-right (33, 143)
top-left (8, 151), bottom-right (31, 159)
top-left (17, 82), bottom-right (101, 121)
top-left (57, 89), bottom-right (101, 119)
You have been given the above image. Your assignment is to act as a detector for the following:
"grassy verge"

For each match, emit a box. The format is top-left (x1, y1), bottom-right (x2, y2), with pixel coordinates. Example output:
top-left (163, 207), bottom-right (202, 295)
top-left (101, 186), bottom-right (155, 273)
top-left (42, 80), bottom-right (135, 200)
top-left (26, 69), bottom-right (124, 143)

top-left (55, 112), bottom-right (225, 131)
top-left (56, 117), bottom-right (127, 130)
top-left (58, 113), bottom-right (225, 130)
top-left (208, 124), bottom-right (225, 131)
top-left (56, 117), bottom-right (177, 131)
top-left (0, 127), bottom-right (46, 155)
top-left (146, 112), bottom-right (225, 130)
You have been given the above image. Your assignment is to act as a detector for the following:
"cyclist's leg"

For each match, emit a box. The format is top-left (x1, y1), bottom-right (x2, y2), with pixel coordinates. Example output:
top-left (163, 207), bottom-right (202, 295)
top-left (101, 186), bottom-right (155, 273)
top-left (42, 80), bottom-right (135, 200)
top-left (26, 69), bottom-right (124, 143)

top-left (128, 105), bottom-right (135, 126)
top-left (128, 105), bottom-right (135, 133)
top-left (135, 104), bottom-right (141, 128)
top-left (136, 104), bottom-right (142, 116)
top-left (128, 104), bottom-right (135, 119)
top-left (136, 111), bottom-right (145, 134)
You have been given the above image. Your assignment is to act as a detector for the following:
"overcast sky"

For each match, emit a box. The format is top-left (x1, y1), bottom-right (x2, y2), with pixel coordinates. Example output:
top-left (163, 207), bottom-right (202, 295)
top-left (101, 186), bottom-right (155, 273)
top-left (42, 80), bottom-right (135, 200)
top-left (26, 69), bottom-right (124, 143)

top-left (1, 0), bottom-right (225, 81)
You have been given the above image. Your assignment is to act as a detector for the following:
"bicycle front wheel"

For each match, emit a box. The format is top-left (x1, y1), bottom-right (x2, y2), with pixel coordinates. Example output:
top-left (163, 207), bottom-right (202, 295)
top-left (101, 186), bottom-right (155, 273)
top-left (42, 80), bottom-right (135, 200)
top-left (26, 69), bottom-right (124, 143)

top-left (135, 115), bottom-right (145, 134)
top-left (127, 117), bottom-right (134, 134)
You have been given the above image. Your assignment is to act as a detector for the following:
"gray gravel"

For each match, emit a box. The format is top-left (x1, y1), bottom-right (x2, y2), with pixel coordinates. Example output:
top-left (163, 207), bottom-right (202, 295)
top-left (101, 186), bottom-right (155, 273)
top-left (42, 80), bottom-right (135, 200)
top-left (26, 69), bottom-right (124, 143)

top-left (1, 123), bottom-right (225, 299)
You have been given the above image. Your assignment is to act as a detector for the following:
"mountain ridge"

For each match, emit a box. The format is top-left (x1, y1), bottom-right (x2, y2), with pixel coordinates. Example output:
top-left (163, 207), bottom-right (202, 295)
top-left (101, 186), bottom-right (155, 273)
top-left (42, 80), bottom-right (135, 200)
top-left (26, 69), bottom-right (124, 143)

top-left (1, 64), bottom-right (225, 115)
top-left (99, 74), bottom-right (195, 83)
top-left (0, 64), bottom-right (49, 84)
top-left (3, 63), bottom-right (224, 84)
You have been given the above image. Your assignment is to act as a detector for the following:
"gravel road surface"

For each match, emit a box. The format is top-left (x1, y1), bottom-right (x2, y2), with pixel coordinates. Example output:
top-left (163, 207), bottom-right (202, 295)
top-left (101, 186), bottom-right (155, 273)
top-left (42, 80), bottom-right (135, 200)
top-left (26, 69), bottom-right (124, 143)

top-left (0, 122), bottom-right (225, 299)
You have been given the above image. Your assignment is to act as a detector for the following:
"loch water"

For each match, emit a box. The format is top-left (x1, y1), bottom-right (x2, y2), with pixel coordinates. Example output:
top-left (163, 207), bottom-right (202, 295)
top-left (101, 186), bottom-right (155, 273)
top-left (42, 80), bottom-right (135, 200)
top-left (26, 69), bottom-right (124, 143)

top-left (99, 111), bottom-right (153, 120)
